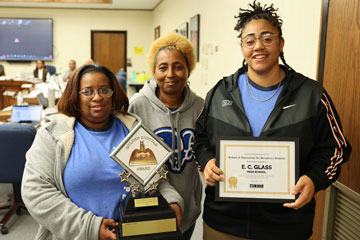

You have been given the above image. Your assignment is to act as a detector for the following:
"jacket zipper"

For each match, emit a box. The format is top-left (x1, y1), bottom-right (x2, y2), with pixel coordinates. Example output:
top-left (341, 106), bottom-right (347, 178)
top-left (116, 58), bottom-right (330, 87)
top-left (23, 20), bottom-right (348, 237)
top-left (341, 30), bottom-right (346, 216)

top-left (260, 87), bottom-right (290, 135)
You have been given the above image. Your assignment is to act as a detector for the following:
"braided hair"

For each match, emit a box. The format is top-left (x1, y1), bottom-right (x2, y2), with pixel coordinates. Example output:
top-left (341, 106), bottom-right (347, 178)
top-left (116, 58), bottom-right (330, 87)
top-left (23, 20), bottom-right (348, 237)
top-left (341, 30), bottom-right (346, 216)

top-left (234, 0), bottom-right (292, 70)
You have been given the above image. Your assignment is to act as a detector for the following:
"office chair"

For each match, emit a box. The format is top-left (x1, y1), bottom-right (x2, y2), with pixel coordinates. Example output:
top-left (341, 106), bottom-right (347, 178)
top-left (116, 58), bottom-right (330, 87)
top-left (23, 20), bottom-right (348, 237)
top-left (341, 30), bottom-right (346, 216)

top-left (45, 65), bottom-right (56, 75)
top-left (0, 124), bottom-right (36, 235)
top-left (116, 69), bottom-right (127, 92)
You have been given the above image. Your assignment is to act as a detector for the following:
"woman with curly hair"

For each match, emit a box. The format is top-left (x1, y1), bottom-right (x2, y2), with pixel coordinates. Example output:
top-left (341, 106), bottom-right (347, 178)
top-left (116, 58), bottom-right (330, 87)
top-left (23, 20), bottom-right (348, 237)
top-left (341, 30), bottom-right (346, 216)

top-left (129, 32), bottom-right (204, 240)
top-left (195, 1), bottom-right (351, 239)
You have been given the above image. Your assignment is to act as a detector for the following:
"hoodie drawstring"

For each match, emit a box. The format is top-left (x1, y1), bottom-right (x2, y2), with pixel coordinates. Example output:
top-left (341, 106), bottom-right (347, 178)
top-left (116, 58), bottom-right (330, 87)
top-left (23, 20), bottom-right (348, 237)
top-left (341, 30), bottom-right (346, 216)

top-left (168, 110), bottom-right (182, 171)
top-left (175, 112), bottom-right (181, 170)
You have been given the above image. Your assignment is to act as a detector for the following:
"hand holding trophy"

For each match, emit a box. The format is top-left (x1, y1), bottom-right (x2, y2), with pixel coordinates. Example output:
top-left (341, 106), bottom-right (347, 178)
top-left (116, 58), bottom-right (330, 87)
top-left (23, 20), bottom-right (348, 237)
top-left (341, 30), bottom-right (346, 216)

top-left (110, 121), bottom-right (182, 239)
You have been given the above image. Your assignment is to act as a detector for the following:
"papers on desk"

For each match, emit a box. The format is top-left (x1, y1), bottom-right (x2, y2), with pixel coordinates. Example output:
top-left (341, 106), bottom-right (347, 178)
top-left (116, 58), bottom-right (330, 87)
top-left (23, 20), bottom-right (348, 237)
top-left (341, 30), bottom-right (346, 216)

top-left (21, 83), bottom-right (33, 89)
top-left (25, 83), bottom-right (52, 98)
top-left (25, 89), bottom-right (42, 98)
top-left (3, 90), bottom-right (16, 97)
top-left (28, 78), bottom-right (43, 84)
top-left (2, 106), bottom-right (13, 111)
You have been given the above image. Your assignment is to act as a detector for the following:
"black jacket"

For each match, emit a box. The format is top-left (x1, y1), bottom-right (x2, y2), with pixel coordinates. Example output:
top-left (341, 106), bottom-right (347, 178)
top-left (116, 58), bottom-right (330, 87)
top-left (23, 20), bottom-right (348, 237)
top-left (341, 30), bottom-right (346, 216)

top-left (194, 66), bottom-right (351, 240)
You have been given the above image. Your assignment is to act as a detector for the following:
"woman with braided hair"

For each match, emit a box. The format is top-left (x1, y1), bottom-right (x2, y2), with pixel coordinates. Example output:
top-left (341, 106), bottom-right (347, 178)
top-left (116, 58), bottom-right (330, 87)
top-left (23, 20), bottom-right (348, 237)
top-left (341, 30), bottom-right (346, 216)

top-left (194, 1), bottom-right (351, 239)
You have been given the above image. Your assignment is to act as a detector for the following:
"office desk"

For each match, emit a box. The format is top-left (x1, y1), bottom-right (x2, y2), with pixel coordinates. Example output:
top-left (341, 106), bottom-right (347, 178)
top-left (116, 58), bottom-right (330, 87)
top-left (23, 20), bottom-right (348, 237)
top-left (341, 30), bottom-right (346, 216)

top-left (0, 80), bottom-right (34, 109)
top-left (0, 109), bottom-right (11, 122)
top-left (0, 81), bottom-right (60, 110)
top-left (126, 78), bottom-right (144, 97)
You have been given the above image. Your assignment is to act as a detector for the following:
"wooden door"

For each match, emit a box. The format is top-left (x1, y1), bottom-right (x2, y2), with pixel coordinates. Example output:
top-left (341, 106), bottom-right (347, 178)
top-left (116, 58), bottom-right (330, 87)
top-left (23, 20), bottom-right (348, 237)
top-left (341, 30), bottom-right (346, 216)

top-left (91, 31), bottom-right (127, 76)
top-left (312, 0), bottom-right (360, 239)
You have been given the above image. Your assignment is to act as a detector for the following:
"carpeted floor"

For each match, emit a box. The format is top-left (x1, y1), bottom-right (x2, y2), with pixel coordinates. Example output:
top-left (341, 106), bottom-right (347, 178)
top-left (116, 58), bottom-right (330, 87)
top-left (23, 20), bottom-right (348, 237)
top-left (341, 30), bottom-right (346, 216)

top-left (0, 184), bottom-right (38, 240)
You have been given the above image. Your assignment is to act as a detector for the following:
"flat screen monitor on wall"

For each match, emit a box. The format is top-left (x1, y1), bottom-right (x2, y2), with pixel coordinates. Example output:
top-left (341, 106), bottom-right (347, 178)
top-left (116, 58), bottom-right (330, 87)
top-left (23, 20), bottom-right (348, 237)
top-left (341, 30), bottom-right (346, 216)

top-left (0, 18), bottom-right (53, 61)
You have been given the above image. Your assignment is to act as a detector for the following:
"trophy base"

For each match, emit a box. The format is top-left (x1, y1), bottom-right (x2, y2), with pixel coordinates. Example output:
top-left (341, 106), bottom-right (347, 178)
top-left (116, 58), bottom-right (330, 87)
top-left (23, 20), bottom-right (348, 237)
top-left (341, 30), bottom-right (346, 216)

top-left (117, 191), bottom-right (183, 240)
top-left (116, 228), bottom-right (183, 240)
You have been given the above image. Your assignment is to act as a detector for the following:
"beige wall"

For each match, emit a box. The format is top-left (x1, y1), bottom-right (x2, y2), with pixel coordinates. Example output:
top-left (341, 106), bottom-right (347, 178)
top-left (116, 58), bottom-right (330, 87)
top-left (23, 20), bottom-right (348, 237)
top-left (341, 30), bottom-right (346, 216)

top-left (0, 7), bottom-right (153, 79)
top-left (0, 1), bottom-right (322, 99)
top-left (153, 0), bottom-right (322, 98)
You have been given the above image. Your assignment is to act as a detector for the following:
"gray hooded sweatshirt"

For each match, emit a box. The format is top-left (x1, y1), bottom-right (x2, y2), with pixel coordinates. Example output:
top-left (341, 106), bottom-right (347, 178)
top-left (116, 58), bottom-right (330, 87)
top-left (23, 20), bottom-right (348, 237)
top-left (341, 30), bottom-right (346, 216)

top-left (22, 113), bottom-right (138, 240)
top-left (129, 79), bottom-right (204, 232)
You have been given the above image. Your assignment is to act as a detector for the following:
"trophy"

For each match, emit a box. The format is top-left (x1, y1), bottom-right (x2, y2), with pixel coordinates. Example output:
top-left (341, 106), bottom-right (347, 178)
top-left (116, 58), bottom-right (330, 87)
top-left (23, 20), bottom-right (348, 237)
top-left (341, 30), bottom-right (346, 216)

top-left (110, 121), bottom-right (183, 239)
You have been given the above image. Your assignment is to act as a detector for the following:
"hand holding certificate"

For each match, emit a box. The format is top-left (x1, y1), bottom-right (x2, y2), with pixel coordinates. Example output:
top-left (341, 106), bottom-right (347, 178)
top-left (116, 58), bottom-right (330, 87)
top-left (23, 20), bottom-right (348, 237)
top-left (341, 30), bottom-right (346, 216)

top-left (283, 175), bottom-right (315, 210)
top-left (203, 158), bottom-right (224, 186)
top-left (215, 137), bottom-right (299, 203)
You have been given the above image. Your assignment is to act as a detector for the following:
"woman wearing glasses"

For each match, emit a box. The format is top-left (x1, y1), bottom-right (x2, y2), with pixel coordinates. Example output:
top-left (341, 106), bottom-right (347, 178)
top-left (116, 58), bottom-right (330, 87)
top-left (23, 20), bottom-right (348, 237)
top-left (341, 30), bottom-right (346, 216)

top-left (22, 64), bottom-right (138, 240)
top-left (195, 1), bottom-right (351, 240)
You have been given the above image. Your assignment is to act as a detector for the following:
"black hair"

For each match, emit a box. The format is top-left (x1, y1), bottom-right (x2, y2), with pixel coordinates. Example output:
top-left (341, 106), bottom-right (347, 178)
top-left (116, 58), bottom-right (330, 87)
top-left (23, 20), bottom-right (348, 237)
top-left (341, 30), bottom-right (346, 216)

top-left (36, 59), bottom-right (45, 70)
top-left (79, 64), bottom-right (115, 88)
top-left (234, 0), bottom-right (292, 70)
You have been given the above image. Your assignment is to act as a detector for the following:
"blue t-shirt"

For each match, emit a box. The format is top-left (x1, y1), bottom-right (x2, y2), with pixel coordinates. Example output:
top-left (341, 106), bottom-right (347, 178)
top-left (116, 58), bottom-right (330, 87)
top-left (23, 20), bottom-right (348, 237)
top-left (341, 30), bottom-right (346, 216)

top-left (238, 73), bottom-right (284, 136)
top-left (64, 117), bottom-right (130, 220)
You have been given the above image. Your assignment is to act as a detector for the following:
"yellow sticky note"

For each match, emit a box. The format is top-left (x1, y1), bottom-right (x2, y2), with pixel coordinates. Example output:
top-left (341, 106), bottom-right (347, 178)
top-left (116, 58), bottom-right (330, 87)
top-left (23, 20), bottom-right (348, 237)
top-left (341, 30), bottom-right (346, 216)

top-left (134, 47), bottom-right (144, 55)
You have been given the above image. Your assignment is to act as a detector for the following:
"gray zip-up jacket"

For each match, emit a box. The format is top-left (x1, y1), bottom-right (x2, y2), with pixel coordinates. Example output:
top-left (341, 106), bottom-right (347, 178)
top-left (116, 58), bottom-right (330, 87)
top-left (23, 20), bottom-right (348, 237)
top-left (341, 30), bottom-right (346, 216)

top-left (22, 113), bottom-right (137, 240)
top-left (129, 79), bottom-right (204, 232)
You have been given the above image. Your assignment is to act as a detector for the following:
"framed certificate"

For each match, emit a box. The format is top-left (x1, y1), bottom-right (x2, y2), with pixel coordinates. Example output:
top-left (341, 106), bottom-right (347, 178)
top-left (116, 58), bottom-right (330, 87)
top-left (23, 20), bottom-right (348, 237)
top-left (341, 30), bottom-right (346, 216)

top-left (215, 137), bottom-right (299, 202)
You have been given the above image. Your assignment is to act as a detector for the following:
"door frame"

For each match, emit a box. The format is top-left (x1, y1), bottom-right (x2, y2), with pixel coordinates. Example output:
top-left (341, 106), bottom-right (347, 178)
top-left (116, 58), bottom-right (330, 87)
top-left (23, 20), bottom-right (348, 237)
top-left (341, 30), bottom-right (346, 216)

top-left (317, 0), bottom-right (329, 85)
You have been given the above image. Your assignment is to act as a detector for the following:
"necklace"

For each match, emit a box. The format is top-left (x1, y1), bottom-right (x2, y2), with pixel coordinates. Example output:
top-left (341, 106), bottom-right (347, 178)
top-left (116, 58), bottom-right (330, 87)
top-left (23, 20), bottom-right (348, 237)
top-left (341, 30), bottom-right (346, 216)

top-left (246, 74), bottom-right (282, 102)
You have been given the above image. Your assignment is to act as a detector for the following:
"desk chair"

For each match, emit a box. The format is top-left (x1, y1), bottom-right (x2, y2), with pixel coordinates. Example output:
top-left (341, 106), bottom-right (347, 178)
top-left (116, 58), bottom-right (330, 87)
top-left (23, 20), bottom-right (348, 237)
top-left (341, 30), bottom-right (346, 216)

top-left (0, 124), bottom-right (36, 234)
top-left (116, 69), bottom-right (127, 92)
top-left (45, 65), bottom-right (56, 75)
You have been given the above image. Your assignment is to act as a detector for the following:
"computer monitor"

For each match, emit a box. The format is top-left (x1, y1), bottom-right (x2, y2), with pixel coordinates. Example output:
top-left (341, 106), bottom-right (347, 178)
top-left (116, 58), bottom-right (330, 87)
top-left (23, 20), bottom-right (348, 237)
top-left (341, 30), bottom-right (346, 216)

top-left (11, 105), bottom-right (42, 123)
top-left (0, 18), bottom-right (53, 61)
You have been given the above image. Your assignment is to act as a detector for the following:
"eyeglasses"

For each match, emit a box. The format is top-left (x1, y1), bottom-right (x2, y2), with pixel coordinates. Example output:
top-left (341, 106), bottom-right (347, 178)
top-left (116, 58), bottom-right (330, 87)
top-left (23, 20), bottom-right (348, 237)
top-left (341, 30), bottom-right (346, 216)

top-left (79, 88), bottom-right (113, 98)
top-left (241, 33), bottom-right (279, 49)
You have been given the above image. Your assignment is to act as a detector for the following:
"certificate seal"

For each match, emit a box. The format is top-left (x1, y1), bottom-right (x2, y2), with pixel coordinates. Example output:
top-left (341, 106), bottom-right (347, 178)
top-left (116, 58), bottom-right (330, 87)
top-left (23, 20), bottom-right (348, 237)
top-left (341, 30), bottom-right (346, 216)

top-left (228, 176), bottom-right (238, 189)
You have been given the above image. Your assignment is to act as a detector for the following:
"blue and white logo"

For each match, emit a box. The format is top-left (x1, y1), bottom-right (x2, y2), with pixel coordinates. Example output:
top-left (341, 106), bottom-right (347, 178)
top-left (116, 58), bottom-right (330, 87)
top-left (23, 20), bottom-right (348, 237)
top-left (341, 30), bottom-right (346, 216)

top-left (154, 127), bottom-right (195, 173)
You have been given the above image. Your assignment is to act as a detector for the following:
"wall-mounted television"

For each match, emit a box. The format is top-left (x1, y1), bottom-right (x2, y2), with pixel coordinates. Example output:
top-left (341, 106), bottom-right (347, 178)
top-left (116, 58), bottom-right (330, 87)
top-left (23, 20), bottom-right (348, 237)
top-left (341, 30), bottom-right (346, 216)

top-left (0, 18), bottom-right (53, 62)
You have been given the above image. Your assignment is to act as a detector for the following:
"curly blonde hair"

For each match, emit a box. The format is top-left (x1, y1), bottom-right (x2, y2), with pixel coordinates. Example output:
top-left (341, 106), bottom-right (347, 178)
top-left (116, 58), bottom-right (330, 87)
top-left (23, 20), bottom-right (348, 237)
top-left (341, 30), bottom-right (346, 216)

top-left (148, 32), bottom-right (196, 75)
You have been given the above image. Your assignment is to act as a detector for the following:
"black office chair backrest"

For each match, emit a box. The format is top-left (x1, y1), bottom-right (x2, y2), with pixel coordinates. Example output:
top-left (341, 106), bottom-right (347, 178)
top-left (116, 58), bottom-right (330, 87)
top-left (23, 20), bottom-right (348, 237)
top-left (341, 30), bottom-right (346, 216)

top-left (0, 124), bottom-right (36, 183)
top-left (45, 65), bottom-right (56, 75)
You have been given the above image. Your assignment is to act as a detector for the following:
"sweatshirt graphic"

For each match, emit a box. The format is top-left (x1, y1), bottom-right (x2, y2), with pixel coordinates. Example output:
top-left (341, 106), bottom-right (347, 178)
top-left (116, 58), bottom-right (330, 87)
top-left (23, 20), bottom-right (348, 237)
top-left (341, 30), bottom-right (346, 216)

top-left (155, 127), bottom-right (195, 173)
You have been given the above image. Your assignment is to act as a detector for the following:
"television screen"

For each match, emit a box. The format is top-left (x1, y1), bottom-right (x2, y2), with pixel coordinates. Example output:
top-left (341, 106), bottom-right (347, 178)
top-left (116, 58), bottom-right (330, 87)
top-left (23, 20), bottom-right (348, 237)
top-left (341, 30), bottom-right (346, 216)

top-left (0, 18), bottom-right (53, 61)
